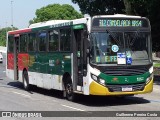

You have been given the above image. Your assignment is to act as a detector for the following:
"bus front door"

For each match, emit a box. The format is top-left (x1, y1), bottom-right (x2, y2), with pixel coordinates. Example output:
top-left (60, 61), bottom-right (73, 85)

top-left (73, 27), bottom-right (88, 92)
top-left (13, 36), bottom-right (19, 80)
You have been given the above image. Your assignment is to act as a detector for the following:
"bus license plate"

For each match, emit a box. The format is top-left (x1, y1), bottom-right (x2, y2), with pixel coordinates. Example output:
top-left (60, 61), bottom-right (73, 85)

top-left (122, 86), bottom-right (133, 92)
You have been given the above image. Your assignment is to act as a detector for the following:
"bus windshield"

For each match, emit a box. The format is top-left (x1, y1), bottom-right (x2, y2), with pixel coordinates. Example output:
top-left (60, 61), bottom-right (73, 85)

top-left (90, 31), bottom-right (150, 65)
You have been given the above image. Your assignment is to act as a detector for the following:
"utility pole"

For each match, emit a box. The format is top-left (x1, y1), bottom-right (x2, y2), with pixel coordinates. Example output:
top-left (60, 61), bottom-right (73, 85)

top-left (11, 1), bottom-right (13, 30)
top-left (6, 21), bottom-right (8, 34)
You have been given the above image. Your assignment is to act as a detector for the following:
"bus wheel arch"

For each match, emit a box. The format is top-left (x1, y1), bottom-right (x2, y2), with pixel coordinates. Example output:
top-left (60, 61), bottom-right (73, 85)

top-left (62, 73), bottom-right (76, 101)
top-left (22, 69), bottom-right (30, 91)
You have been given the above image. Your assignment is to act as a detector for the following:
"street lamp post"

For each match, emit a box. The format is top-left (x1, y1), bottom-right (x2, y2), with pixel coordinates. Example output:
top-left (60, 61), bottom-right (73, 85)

top-left (5, 21), bottom-right (8, 35)
top-left (11, 1), bottom-right (13, 30)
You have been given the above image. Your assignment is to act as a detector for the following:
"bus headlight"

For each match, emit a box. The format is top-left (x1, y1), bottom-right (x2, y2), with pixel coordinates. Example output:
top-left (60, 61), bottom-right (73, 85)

top-left (99, 79), bottom-right (105, 85)
top-left (146, 74), bottom-right (153, 84)
top-left (149, 66), bottom-right (153, 74)
top-left (91, 74), bottom-right (98, 81)
top-left (91, 74), bottom-right (106, 86)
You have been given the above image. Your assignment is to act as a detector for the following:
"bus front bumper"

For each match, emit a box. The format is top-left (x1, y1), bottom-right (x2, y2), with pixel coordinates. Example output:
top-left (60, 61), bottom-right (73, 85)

top-left (89, 79), bottom-right (153, 96)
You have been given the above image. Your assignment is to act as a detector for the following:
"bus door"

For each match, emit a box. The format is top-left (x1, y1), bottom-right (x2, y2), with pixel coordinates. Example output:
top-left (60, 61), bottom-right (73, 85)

top-left (72, 25), bottom-right (88, 92)
top-left (13, 35), bottom-right (19, 80)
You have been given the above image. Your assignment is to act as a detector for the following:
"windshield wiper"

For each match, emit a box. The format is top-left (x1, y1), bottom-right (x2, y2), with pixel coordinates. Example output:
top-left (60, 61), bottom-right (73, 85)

top-left (129, 29), bottom-right (140, 46)
top-left (106, 29), bottom-right (121, 46)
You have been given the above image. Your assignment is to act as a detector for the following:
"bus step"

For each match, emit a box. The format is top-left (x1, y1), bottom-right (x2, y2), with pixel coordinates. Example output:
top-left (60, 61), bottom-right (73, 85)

top-left (74, 91), bottom-right (83, 94)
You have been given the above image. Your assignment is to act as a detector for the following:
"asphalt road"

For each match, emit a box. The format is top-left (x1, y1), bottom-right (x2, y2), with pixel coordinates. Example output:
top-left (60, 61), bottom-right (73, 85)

top-left (0, 53), bottom-right (160, 120)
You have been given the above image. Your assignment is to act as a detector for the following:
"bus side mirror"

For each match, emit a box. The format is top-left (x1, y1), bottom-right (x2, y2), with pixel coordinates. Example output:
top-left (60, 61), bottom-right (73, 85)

top-left (83, 30), bottom-right (88, 37)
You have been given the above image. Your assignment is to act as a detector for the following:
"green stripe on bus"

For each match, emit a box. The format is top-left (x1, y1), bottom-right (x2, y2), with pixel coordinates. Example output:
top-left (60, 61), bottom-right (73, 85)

top-left (99, 72), bottom-right (150, 84)
top-left (73, 24), bottom-right (84, 29)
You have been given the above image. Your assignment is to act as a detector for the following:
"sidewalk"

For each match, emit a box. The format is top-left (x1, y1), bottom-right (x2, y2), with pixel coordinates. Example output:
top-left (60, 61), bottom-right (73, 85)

top-left (0, 46), bottom-right (6, 53)
top-left (153, 53), bottom-right (160, 61)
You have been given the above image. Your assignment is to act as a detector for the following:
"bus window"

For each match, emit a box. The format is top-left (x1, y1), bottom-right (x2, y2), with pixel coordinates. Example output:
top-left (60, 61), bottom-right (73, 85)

top-left (8, 36), bottom-right (14, 53)
top-left (48, 30), bottom-right (59, 51)
top-left (39, 31), bottom-right (47, 52)
top-left (60, 28), bottom-right (71, 51)
top-left (28, 33), bottom-right (36, 52)
top-left (20, 34), bottom-right (27, 53)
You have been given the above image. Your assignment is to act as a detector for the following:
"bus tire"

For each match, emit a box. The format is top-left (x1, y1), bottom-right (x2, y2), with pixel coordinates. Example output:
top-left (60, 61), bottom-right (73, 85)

top-left (65, 77), bottom-right (76, 101)
top-left (23, 70), bottom-right (30, 91)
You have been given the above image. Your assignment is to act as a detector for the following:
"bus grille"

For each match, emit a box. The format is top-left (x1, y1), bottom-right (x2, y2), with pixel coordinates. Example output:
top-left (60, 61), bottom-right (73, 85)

top-left (106, 83), bottom-right (145, 92)
top-left (103, 67), bottom-right (148, 76)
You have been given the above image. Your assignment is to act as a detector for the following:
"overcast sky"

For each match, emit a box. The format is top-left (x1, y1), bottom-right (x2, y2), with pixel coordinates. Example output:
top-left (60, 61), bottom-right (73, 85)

top-left (0, 0), bottom-right (79, 29)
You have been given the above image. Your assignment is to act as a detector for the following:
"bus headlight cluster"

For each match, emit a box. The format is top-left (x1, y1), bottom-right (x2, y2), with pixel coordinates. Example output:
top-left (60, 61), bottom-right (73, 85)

top-left (91, 74), bottom-right (98, 81)
top-left (146, 74), bottom-right (153, 85)
top-left (91, 74), bottom-right (106, 86)
top-left (149, 66), bottom-right (153, 74)
top-left (99, 79), bottom-right (105, 85)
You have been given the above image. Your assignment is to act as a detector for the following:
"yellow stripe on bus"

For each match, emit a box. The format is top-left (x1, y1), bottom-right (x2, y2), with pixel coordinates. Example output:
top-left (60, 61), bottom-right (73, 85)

top-left (89, 79), bottom-right (153, 96)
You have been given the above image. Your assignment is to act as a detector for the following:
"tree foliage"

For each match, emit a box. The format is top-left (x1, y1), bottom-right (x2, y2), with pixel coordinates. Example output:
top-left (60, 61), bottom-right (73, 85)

top-left (146, 0), bottom-right (160, 52)
top-left (72, 0), bottom-right (160, 51)
top-left (30, 4), bottom-right (83, 24)
top-left (123, 0), bottom-right (160, 51)
top-left (72, 0), bottom-right (125, 16)
top-left (0, 27), bottom-right (18, 46)
top-left (123, 0), bottom-right (149, 16)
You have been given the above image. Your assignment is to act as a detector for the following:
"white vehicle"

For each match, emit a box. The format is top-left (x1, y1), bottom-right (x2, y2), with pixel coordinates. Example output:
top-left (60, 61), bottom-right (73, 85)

top-left (0, 52), bottom-right (3, 63)
top-left (6, 14), bottom-right (153, 101)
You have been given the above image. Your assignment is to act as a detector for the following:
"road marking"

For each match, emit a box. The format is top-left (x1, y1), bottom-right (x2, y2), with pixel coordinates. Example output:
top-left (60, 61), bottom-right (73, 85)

top-left (12, 91), bottom-right (31, 98)
top-left (149, 99), bottom-right (160, 103)
top-left (153, 88), bottom-right (159, 92)
top-left (61, 104), bottom-right (85, 111)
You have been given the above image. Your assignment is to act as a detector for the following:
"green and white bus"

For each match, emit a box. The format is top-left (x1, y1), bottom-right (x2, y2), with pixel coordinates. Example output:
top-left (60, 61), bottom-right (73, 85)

top-left (6, 14), bottom-right (153, 101)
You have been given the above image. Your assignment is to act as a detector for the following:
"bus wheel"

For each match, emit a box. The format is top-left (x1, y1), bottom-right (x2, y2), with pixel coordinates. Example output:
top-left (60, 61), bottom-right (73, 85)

top-left (23, 71), bottom-right (30, 91)
top-left (65, 78), bottom-right (76, 101)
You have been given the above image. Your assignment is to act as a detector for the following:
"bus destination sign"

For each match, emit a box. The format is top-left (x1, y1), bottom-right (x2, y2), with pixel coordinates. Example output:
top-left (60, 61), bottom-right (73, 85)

top-left (92, 18), bottom-right (148, 27)
top-left (99, 19), bottom-right (142, 27)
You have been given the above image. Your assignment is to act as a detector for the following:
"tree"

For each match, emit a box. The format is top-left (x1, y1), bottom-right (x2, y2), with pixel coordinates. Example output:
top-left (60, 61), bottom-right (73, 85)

top-left (123, 0), bottom-right (132, 15)
top-left (123, 0), bottom-right (150, 16)
top-left (72, 0), bottom-right (160, 51)
top-left (147, 0), bottom-right (160, 51)
top-left (72, 0), bottom-right (125, 16)
top-left (0, 27), bottom-right (18, 46)
top-left (30, 4), bottom-right (83, 24)
top-left (123, 0), bottom-right (160, 51)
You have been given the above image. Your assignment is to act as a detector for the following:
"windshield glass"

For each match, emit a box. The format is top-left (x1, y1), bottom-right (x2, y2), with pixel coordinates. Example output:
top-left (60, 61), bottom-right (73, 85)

top-left (124, 32), bottom-right (149, 65)
top-left (90, 32), bottom-right (123, 64)
top-left (90, 31), bottom-right (150, 65)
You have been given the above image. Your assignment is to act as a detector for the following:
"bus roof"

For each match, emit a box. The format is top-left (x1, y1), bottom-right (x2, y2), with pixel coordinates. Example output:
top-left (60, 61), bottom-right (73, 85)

top-left (8, 14), bottom-right (147, 35)
top-left (8, 17), bottom-right (91, 35)
top-left (92, 14), bottom-right (145, 19)
top-left (8, 28), bottom-right (32, 35)
top-left (29, 20), bottom-right (70, 28)
top-left (29, 17), bottom-right (90, 28)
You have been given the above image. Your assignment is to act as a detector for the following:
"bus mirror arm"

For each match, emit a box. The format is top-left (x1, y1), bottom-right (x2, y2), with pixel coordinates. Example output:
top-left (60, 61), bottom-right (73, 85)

top-left (87, 48), bottom-right (90, 56)
top-left (83, 30), bottom-right (89, 37)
